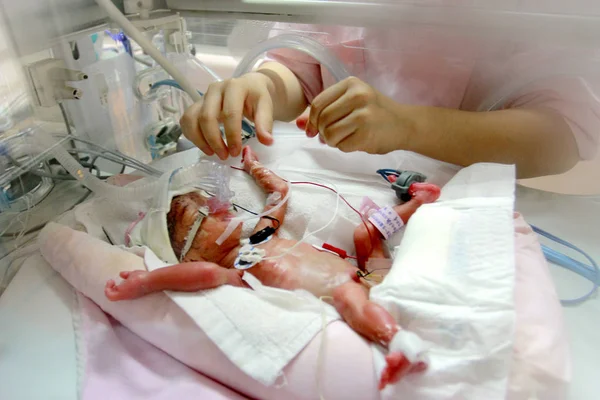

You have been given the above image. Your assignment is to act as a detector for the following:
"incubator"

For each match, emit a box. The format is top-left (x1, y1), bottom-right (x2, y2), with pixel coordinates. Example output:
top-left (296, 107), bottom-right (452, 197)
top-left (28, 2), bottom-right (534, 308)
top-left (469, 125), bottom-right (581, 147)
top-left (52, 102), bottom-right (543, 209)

top-left (0, 1), bottom-right (599, 399)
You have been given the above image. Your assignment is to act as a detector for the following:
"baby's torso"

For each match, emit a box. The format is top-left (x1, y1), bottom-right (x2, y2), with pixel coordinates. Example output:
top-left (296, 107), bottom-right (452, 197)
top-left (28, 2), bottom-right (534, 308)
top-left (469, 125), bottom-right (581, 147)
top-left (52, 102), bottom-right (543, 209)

top-left (246, 238), bottom-right (358, 298)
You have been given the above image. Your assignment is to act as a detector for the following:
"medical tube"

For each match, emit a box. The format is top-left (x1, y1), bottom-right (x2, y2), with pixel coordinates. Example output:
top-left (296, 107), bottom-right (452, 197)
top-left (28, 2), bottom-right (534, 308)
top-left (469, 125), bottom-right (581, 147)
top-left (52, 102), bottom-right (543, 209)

top-left (39, 131), bottom-right (158, 201)
top-left (38, 128), bottom-right (226, 202)
top-left (94, 0), bottom-right (202, 103)
top-left (232, 34), bottom-right (351, 81)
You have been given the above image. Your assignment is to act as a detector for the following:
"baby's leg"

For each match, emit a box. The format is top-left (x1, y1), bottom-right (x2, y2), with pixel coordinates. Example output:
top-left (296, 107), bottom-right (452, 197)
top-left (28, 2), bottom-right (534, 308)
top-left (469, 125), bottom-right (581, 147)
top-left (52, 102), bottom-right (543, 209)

top-left (332, 281), bottom-right (426, 389)
top-left (105, 262), bottom-right (245, 301)
top-left (353, 182), bottom-right (441, 268)
top-left (242, 146), bottom-right (290, 234)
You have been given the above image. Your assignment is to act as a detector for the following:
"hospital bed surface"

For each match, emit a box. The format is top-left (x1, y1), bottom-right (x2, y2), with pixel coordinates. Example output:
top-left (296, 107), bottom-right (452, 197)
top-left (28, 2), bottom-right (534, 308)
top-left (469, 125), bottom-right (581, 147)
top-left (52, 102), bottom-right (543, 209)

top-left (1, 137), bottom-right (598, 400)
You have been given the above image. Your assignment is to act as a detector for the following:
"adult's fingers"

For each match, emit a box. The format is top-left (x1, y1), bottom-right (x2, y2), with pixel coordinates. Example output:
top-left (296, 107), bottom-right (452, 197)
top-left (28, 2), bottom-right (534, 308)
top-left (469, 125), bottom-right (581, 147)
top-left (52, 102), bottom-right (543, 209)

top-left (316, 92), bottom-right (359, 138)
top-left (336, 130), bottom-right (365, 153)
top-left (296, 115), bottom-right (308, 130)
top-left (253, 91), bottom-right (274, 146)
top-left (306, 79), bottom-right (348, 136)
top-left (199, 84), bottom-right (228, 160)
top-left (222, 81), bottom-right (247, 157)
top-left (322, 116), bottom-right (357, 148)
top-left (180, 101), bottom-right (214, 156)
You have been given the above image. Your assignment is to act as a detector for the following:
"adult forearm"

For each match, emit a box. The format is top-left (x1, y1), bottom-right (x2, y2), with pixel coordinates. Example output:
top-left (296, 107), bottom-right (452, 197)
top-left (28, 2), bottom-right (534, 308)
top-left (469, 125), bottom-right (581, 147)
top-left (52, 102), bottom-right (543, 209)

top-left (257, 62), bottom-right (309, 122)
top-left (405, 106), bottom-right (580, 179)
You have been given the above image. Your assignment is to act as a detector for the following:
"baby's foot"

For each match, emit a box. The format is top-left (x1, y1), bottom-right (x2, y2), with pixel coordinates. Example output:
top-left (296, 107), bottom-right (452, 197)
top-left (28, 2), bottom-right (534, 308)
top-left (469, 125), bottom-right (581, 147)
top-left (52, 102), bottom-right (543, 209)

top-left (378, 352), bottom-right (427, 390)
top-left (104, 270), bottom-right (150, 301)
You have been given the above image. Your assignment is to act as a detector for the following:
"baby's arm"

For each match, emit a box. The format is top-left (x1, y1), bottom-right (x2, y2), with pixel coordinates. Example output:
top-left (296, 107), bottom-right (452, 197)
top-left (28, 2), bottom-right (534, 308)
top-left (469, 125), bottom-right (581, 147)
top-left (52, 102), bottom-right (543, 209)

top-left (105, 262), bottom-right (245, 301)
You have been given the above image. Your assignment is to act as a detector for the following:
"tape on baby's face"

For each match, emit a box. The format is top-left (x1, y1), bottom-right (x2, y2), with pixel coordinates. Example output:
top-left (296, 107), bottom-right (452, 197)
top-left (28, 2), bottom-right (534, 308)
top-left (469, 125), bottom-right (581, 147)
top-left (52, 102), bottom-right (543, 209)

top-left (179, 206), bottom-right (209, 262)
top-left (368, 206), bottom-right (404, 240)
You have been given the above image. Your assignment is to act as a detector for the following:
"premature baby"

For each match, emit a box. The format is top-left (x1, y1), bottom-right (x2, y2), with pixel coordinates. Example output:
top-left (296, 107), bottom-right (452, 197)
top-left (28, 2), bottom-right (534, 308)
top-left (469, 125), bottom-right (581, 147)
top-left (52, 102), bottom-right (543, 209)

top-left (105, 146), bottom-right (440, 389)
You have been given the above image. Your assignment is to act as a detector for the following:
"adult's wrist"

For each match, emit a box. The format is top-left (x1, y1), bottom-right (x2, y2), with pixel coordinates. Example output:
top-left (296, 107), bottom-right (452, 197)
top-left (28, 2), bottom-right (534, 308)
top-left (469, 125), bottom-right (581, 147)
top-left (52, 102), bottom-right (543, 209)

top-left (391, 101), bottom-right (430, 154)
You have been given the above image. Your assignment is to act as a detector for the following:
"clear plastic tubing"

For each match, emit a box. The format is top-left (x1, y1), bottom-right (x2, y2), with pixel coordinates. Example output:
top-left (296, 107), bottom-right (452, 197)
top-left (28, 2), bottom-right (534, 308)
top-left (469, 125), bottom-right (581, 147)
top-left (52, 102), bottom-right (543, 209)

top-left (40, 129), bottom-right (223, 202)
top-left (232, 34), bottom-right (351, 81)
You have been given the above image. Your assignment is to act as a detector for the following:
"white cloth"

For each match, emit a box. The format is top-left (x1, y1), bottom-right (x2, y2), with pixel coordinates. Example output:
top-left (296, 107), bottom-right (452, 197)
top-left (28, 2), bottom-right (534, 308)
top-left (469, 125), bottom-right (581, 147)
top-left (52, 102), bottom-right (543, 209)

top-left (142, 248), bottom-right (340, 385)
top-left (371, 163), bottom-right (517, 399)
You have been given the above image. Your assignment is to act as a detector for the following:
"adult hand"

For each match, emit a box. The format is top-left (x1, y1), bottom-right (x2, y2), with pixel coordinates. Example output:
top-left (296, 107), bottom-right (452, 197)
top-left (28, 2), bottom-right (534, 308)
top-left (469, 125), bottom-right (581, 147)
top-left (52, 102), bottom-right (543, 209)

top-left (180, 72), bottom-right (275, 160)
top-left (297, 77), bottom-right (413, 154)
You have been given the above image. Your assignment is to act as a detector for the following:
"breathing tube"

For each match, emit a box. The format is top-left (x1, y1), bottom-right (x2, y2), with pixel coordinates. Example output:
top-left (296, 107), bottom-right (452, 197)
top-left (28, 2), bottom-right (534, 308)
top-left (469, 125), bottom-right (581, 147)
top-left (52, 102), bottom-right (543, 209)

top-left (232, 34), bottom-right (351, 82)
top-left (215, 35), bottom-right (351, 245)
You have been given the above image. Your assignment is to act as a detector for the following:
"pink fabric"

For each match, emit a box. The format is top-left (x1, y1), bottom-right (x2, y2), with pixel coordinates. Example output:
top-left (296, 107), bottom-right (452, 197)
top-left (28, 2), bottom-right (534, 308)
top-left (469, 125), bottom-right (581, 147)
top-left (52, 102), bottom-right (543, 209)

top-left (508, 213), bottom-right (571, 399)
top-left (77, 293), bottom-right (248, 400)
top-left (266, 22), bottom-right (600, 160)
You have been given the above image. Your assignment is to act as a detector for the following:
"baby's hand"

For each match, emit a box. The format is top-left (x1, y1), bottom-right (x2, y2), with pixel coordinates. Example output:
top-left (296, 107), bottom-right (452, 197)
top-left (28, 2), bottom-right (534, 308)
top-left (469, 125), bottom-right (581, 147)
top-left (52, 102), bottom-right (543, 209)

top-left (299, 77), bottom-right (413, 155)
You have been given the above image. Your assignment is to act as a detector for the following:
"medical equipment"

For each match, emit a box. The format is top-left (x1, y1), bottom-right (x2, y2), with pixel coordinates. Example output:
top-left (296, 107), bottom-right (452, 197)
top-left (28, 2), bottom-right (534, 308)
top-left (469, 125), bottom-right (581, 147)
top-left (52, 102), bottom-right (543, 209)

top-left (376, 169), bottom-right (427, 202)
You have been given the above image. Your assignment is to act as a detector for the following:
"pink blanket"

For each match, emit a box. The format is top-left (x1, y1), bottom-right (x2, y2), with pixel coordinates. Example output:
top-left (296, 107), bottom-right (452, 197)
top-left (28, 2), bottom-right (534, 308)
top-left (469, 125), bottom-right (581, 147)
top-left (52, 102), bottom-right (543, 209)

top-left (76, 293), bottom-right (248, 400)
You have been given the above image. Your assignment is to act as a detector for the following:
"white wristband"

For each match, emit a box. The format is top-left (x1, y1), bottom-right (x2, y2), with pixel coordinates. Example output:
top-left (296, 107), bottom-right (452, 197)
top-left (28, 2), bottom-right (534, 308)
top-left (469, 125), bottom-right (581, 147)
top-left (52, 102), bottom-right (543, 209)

top-left (368, 206), bottom-right (405, 240)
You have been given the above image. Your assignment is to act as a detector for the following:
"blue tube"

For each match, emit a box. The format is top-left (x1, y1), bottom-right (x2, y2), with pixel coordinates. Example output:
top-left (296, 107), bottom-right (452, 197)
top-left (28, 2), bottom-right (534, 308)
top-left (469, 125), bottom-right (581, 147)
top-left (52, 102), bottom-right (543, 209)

top-left (532, 224), bottom-right (599, 306)
top-left (376, 168), bottom-right (401, 183)
top-left (105, 30), bottom-right (132, 56)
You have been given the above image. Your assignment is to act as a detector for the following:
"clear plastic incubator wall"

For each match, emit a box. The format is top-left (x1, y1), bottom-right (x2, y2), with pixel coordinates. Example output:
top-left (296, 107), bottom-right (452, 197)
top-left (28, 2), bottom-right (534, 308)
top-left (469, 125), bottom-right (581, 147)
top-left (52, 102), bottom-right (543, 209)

top-left (0, 1), bottom-right (598, 399)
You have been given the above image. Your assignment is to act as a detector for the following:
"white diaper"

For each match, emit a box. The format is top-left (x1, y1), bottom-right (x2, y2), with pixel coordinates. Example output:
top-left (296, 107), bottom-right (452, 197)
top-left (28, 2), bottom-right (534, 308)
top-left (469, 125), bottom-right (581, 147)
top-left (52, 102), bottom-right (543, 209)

top-left (371, 163), bottom-right (517, 399)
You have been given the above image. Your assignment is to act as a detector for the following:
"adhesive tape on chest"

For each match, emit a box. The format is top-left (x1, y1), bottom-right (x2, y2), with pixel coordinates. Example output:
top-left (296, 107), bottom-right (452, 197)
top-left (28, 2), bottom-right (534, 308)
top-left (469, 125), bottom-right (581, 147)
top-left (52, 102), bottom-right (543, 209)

top-left (234, 243), bottom-right (266, 270)
top-left (368, 205), bottom-right (405, 240)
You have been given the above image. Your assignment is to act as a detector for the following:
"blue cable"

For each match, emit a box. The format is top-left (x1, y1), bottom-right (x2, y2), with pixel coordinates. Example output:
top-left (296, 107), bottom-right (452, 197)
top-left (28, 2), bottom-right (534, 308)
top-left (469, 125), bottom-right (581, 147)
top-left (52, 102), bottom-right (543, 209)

top-left (150, 79), bottom-right (256, 137)
top-left (531, 224), bottom-right (599, 306)
top-left (151, 79), bottom-right (202, 96)
top-left (105, 30), bottom-right (132, 56)
top-left (376, 168), bottom-right (400, 183)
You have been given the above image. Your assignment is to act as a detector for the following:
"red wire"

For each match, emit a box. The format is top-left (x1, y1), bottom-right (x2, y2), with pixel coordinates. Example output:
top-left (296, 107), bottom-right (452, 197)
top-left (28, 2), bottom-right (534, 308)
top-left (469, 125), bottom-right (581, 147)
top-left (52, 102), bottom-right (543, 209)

top-left (290, 181), bottom-right (363, 217)
top-left (313, 246), bottom-right (358, 260)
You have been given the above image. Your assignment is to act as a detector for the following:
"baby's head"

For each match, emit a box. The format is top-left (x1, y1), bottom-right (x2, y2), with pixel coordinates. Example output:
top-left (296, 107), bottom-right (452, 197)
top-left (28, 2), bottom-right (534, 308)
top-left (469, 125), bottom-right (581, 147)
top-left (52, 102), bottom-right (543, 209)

top-left (167, 192), bottom-right (241, 263)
